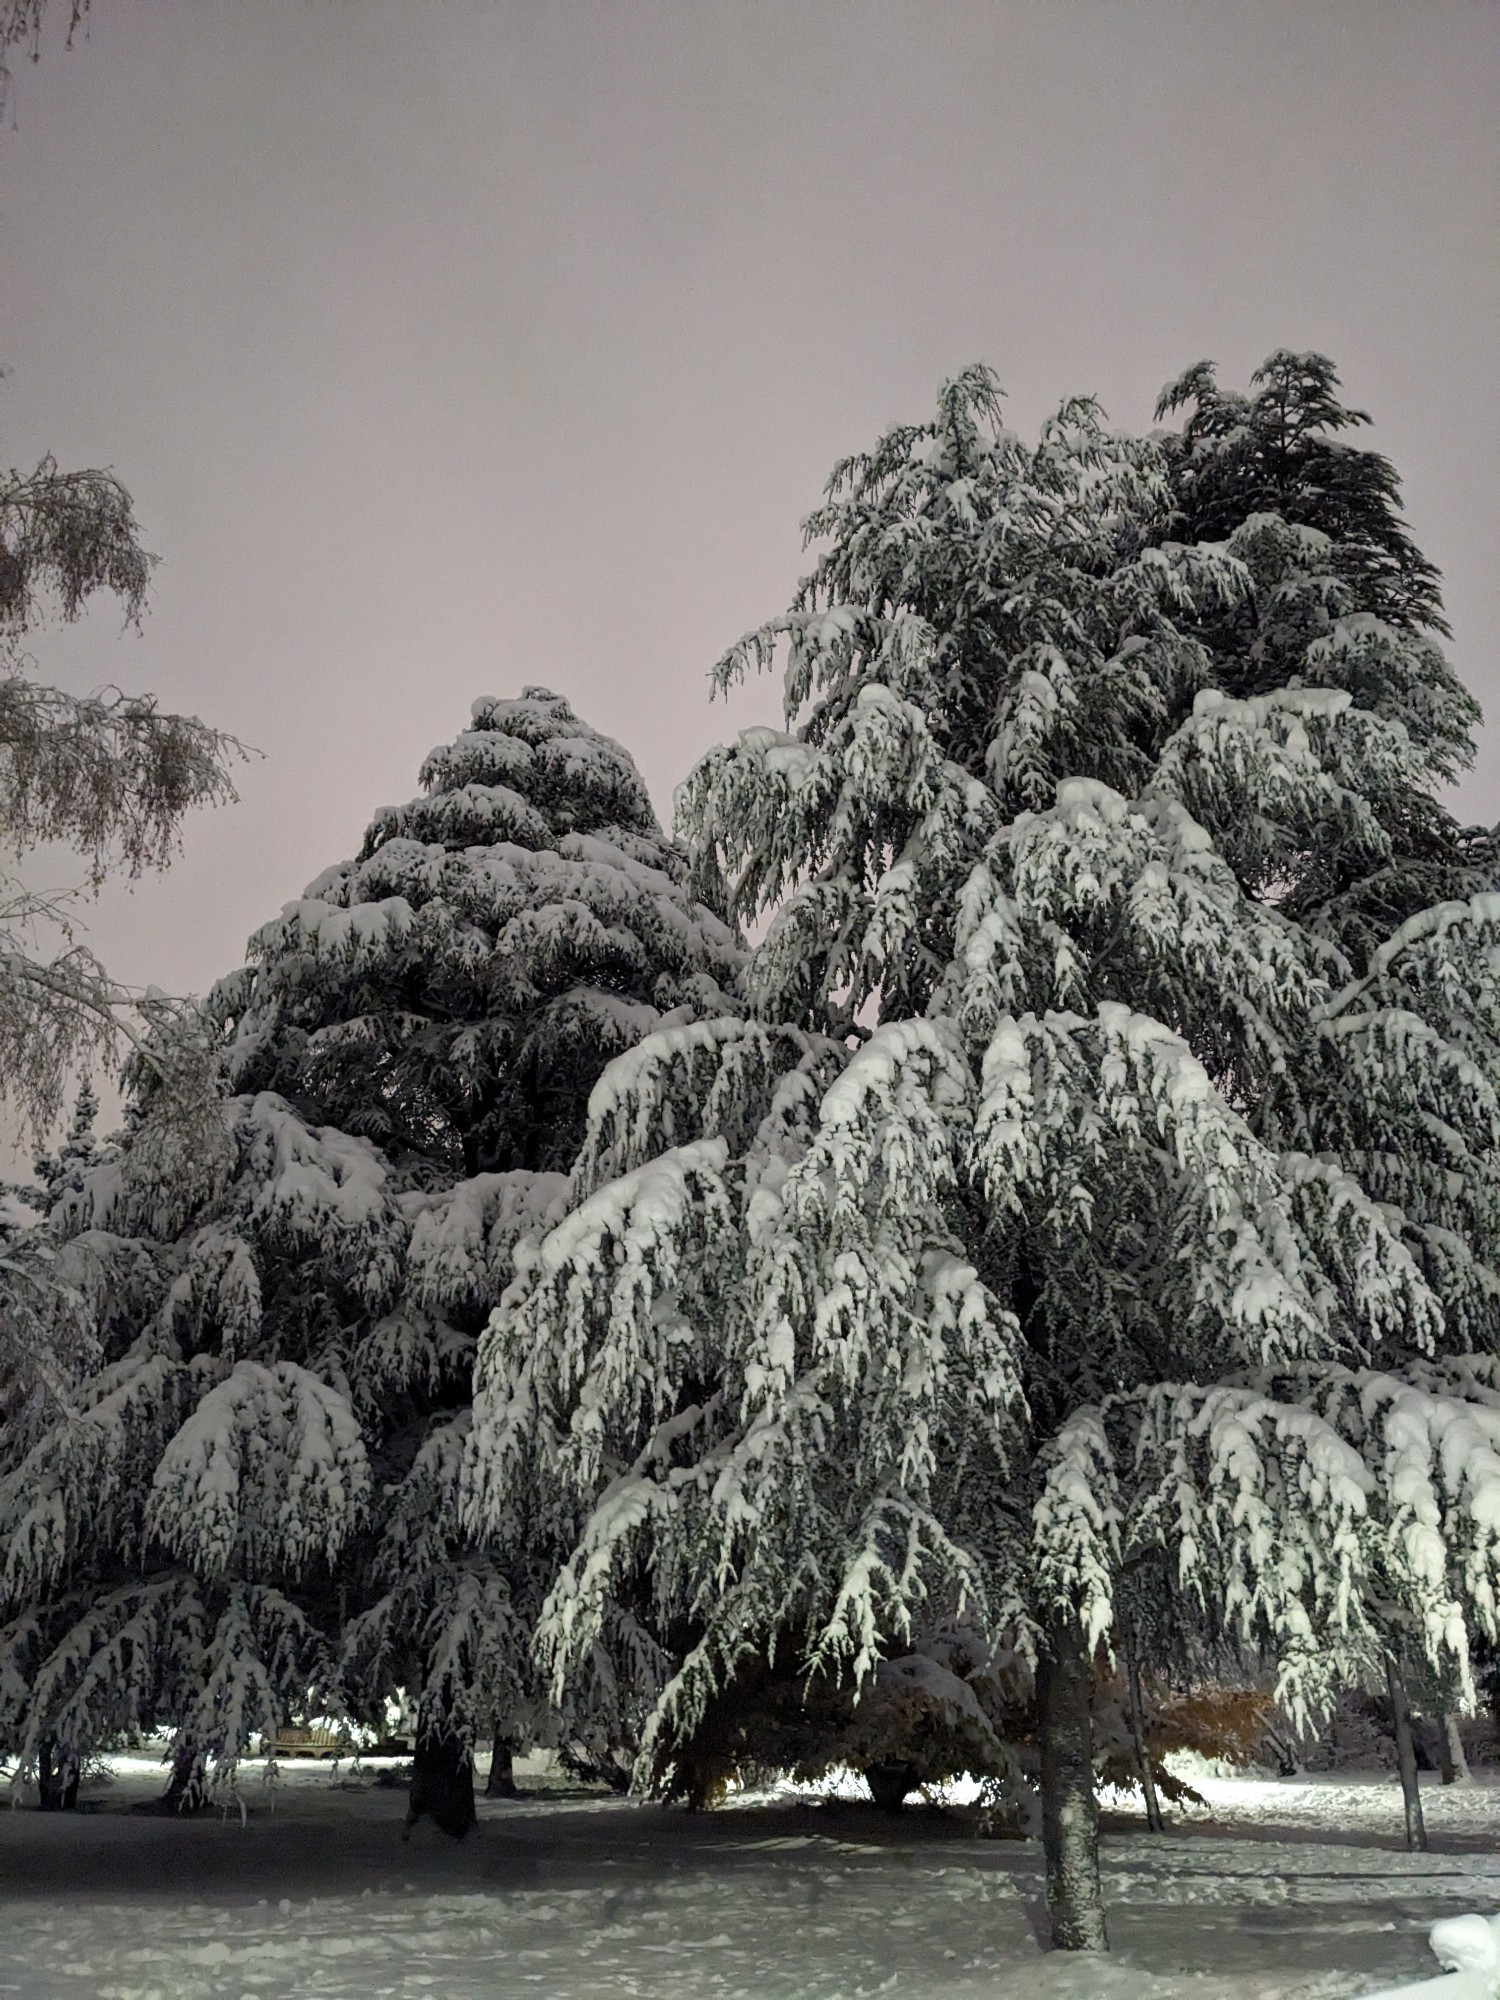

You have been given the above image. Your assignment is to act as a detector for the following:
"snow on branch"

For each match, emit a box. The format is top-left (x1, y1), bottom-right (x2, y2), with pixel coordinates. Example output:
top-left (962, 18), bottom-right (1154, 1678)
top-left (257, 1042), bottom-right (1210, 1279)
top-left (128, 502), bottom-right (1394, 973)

top-left (1134, 1383), bottom-right (1374, 1721)
top-left (148, 1359), bottom-right (369, 1579)
top-left (1034, 1409), bottom-right (1120, 1651)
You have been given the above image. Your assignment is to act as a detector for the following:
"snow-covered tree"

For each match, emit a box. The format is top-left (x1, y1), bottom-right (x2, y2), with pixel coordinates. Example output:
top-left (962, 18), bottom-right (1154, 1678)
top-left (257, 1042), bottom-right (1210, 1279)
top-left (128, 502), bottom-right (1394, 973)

top-left (0, 688), bottom-right (739, 1814)
top-left (1147, 362), bottom-right (1500, 1836)
top-left (217, 687), bottom-right (736, 1180)
top-left (0, 428), bottom-right (243, 1436)
top-left (0, 1082), bottom-right (107, 1433)
top-left (1153, 351), bottom-right (1494, 962)
top-left (31, 1078), bottom-right (103, 1202)
top-left (0, 444), bottom-right (244, 1144)
top-left (0, 1091), bottom-right (399, 1806)
top-left (469, 361), bottom-right (1498, 1947)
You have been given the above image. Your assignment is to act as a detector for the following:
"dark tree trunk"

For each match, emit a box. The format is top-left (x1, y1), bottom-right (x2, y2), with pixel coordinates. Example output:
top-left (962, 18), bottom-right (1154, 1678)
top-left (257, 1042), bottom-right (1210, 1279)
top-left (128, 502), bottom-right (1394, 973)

top-left (865, 1762), bottom-right (920, 1814)
top-left (37, 1741), bottom-right (79, 1811)
top-left (1385, 1655), bottom-right (1428, 1852)
top-left (161, 1741), bottom-right (209, 1812)
top-left (1439, 1713), bottom-right (1470, 1786)
top-left (126, 1741), bottom-right (209, 1815)
top-left (1265, 1725), bottom-right (1305, 1779)
top-left (404, 1728), bottom-right (476, 1840)
top-left (1124, 1634), bottom-right (1164, 1836)
top-left (1036, 1616), bottom-right (1108, 1951)
top-left (485, 1731), bottom-right (518, 1799)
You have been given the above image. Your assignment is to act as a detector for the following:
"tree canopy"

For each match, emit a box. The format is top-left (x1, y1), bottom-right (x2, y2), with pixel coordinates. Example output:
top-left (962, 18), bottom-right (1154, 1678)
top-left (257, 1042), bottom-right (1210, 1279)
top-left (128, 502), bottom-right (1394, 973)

top-left (468, 354), bottom-right (1500, 1948)
top-left (0, 688), bottom-right (740, 1809)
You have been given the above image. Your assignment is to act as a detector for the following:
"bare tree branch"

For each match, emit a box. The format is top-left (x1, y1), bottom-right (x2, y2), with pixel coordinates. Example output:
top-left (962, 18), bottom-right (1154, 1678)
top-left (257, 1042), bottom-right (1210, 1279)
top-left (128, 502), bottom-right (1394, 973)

top-left (0, 435), bottom-right (250, 1136)
top-left (0, 1), bottom-right (89, 121)
top-left (0, 458), bottom-right (149, 640)
top-left (0, 673), bottom-right (247, 883)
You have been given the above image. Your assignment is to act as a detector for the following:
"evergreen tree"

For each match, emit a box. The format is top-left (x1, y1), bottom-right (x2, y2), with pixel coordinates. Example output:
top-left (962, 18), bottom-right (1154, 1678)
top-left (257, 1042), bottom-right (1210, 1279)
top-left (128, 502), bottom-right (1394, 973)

top-left (0, 688), bottom-right (739, 1814)
top-left (1154, 350), bottom-right (1494, 961)
top-left (32, 1078), bottom-right (104, 1205)
top-left (468, 363), bottom-right (1499, 1948)
top-left (0, 1081), bottom-right (108, 1431)
top-left (218, 687), bottom-right (736, 1180)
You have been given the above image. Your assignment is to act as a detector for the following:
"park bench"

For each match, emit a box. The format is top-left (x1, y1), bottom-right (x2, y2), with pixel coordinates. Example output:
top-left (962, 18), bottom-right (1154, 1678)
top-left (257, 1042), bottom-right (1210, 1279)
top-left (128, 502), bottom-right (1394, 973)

top-left (261, 1724), bottom-right (353, 1760)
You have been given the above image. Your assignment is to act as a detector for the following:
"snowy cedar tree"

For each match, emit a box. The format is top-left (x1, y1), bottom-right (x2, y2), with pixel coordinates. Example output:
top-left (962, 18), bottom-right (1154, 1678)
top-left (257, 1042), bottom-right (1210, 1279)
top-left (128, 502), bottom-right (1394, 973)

top-left (0, 689), bottom-right (739, 1810)
top-left (1152, 352), bottom-right (1493, 963)
top-left (467, 360), bottom-right (1499, 1949)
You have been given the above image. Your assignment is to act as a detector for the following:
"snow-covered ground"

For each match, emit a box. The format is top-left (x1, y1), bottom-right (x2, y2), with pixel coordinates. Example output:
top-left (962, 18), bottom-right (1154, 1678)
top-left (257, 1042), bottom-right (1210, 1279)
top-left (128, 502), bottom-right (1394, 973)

top-left (2, 1758), bottom-right (1498, 1999)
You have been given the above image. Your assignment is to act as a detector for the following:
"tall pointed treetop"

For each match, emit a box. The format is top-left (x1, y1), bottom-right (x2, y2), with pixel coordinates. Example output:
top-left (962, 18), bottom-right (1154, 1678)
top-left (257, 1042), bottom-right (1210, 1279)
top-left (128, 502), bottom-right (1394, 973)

top-left (215, 687), bottom-right (740, 1178)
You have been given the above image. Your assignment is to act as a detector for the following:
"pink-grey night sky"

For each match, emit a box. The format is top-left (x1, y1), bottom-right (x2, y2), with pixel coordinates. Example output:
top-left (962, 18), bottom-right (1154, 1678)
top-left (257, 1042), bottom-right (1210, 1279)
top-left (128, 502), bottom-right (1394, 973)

top-left (3, 0), bottom-right (1497, 1153)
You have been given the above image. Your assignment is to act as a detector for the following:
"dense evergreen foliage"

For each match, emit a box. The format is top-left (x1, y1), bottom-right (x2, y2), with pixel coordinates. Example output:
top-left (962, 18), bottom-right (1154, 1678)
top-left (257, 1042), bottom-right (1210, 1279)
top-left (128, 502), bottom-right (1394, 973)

top-left (0, 689), bottom-right (739, 1806)
top-left (4, 354), bottom-right (1496, 1956)
top-left (468, 358), bottom-right (1499, 1946)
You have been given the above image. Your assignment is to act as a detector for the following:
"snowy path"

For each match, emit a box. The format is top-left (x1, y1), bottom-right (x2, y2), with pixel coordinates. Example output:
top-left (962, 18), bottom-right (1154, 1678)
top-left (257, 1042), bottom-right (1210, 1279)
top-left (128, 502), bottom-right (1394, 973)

top-left (2, 1766), bottom-right (1499, 1999)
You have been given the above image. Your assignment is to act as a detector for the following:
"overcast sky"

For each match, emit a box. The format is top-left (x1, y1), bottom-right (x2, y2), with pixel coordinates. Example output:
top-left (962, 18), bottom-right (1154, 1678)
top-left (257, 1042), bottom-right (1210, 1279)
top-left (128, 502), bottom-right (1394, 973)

top-left (3, 0), bottom-right (1497, 1152)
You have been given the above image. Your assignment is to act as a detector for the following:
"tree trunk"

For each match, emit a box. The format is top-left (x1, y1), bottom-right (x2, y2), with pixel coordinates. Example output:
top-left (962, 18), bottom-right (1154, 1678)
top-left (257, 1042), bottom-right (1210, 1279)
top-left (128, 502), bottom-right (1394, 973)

top-left (1265, 1725), bottom-right (1305, 1779)
top-left (865, 1762), bottom-right (920, 1814)
top-left (1385, 1655), bottom-right (1428, 1851)
top-left (486, 1731), bottom-right (518, 1799)
top-left (1036, 1616), bottom-right (1109, 1951)
top-left (37, 1741), bottom-right (79, 1810)
top-left (1125, 1634), bottom-right (1164, 1835)
top-left (404, 1727), bottom-right (476, 1840)
top-left (161, 1740), bottom-right (209, 1812)
top-left (1439, 1712), bottom-right (1471, 1786)
top-left (126, 1740), bottom-right (208, 1815)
